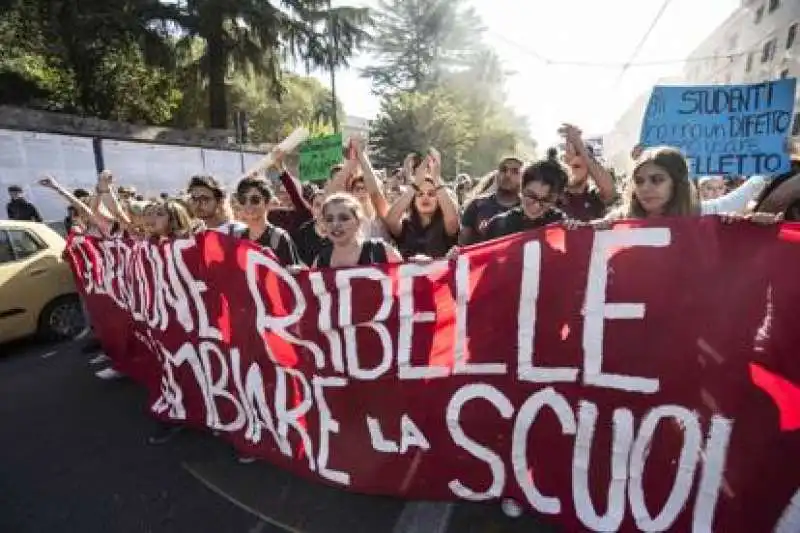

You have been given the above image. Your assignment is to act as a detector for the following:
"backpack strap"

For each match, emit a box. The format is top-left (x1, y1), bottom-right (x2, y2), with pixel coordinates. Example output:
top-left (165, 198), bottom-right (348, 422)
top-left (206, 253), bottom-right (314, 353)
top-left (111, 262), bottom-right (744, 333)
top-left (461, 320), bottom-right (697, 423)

top-left (269, 226), bottom-right (282, 252)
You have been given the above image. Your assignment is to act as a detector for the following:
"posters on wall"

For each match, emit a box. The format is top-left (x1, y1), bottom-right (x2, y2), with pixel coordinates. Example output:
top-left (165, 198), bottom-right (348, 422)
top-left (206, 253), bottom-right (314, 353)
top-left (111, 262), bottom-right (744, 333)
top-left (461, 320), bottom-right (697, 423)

top-left (0, 129), bottom-right (97, 221)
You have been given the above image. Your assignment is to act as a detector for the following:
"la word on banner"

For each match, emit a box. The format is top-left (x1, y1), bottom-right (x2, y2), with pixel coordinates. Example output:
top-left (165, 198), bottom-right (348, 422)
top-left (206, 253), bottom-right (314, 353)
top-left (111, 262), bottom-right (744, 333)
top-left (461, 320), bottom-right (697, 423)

top-left (639, 78), bottom-right (797, 176)
top-left (66, 220), bottom-right (800, 533)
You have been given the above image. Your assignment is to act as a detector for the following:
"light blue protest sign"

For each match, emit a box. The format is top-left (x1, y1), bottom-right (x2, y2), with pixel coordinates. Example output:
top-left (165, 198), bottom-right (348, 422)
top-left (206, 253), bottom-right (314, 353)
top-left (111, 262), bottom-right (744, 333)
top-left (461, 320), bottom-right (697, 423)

top-left (639, 78), bottom-right (797, 176)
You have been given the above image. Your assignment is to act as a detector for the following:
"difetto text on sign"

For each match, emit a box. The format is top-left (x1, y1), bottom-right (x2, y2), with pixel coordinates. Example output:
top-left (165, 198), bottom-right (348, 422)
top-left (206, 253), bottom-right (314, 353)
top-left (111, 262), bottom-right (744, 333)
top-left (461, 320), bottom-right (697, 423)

top-left (66, 219), bottom-right (800, 533)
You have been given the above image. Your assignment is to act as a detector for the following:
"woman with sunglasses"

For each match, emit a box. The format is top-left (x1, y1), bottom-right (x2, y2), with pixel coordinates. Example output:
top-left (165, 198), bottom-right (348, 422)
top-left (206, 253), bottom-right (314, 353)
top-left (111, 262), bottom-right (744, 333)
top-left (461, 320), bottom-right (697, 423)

top-left (314, 193), bottom-right (403, 268)
top-left (384, 149), bottom-right (459, 258)
top-left (478, 158), bottom-right (570, 242)
top-left (235, 176), bottom-right (300, 266)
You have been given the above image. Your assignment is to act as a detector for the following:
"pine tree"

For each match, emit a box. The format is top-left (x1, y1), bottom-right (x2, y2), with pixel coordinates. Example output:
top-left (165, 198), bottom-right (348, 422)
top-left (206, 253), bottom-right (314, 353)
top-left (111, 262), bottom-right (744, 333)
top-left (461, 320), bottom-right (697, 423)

top-left (361, 0), bottom-right (484, 97)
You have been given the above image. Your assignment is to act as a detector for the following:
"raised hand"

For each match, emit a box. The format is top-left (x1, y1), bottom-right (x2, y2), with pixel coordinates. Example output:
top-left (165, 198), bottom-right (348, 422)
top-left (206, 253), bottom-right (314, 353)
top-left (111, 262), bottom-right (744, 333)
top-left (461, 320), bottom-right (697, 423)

top-left (38, 176), bottom-right (57, 189)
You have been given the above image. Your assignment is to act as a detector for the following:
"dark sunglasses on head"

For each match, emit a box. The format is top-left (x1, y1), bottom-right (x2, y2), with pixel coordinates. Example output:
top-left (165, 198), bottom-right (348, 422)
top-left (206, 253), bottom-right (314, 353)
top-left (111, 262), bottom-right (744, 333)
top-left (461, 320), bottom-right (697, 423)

top-left (237, 194), bottom-right (264, 206)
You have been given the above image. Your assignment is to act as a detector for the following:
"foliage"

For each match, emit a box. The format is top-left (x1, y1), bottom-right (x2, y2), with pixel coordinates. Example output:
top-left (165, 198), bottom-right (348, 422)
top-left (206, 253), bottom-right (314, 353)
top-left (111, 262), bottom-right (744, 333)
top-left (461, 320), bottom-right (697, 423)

top-left (161, 0), bottom-right (371, 127)
top-left (173, 55), bottom-right (343, 143)
top-left (361, 0), bottom-right (483, 97)
top-left (0, 0), bottom-right (181, 121)
top-left (369, 89), bottom-right (475, 177)
top-left (366, 2), bottom-right (536, 177)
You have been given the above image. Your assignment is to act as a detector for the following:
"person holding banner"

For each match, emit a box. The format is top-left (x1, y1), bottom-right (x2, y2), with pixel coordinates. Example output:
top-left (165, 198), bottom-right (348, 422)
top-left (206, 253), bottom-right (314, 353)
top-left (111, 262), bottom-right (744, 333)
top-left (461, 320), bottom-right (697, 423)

top-left (595, 146), bottom-right (781, 225)
top-left (480, 155), bottom-right (570, 241)
top-left (186, 175), bottom-right (246, 235)
top-left (235, 175), bottom-right (301, 266)
top-left (314, 193), bottom-right (402, 267)
top-left (384, 149), bottom-right (459, 259)
top-left (459, 156), bottom-right (523, 245)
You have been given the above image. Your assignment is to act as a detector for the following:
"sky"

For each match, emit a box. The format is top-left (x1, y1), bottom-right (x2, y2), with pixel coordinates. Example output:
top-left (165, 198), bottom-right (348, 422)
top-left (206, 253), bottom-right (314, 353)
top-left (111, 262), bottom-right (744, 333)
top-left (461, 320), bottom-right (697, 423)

top-left (310, 0), bottom-right (741, 147)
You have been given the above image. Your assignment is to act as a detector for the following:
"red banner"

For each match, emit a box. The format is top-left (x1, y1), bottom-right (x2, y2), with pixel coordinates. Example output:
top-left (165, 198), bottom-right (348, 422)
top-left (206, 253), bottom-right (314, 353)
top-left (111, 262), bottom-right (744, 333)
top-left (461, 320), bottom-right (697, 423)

top-left (66, 219), bottom-right (800, 533)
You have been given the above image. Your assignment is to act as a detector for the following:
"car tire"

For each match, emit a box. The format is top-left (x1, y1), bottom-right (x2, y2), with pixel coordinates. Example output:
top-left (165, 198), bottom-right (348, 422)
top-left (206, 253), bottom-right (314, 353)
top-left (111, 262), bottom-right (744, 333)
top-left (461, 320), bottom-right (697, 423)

top-left (38, 294), bottom-right (85, 341)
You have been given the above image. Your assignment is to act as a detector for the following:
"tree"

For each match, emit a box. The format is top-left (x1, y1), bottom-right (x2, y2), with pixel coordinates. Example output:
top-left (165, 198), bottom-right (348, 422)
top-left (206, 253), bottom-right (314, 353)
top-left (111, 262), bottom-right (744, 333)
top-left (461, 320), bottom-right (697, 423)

top-left (174, 64), bottom-right (343, 143)
top-left (361, 0), bottom-right (484, 96)
top-left (0, 0), bottom-right (181, 121)
top-left (160, 0), bottom-right (370, 128)
top-left (369, 89), bottom-right (475, 176)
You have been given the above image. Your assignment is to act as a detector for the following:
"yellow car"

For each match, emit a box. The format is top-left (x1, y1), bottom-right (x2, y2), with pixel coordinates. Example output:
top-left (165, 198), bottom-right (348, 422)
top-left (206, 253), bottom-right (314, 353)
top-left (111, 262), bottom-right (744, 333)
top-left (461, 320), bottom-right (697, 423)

top-left (0, 220), bottom-right (85, 344)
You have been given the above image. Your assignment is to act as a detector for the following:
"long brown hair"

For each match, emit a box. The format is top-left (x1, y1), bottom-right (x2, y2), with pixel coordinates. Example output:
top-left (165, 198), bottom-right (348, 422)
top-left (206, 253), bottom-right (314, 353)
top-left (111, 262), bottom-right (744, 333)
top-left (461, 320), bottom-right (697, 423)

top-left (622, 146), bottom-right (699, 218)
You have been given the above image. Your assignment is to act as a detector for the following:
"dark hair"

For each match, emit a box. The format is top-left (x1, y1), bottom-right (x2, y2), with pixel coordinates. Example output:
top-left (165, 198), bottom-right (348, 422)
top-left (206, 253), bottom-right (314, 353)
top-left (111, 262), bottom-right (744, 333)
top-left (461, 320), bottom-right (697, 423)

top-left (236, 176), bottom-right (274, 202)
top-left (546, 147), bottom-right (559, 161)
top-left (521, 159), bottom-right (568, 195)
top-left (8, 185), bottom-right (22, 193)
top-left (348, 177), bottom-right (366, 191)
top-left (624, 146), bottom-right (698, 217)
top-left (302, 183), bottom-right (318, 203)
top-left (499, 156), bottom-right (523, 170)
top-left (73, 188), bottom-right (90, 199)
top-left (330, 164), bottom-right (344, 179)
top-left (188, 175), bottom-right (225, 199)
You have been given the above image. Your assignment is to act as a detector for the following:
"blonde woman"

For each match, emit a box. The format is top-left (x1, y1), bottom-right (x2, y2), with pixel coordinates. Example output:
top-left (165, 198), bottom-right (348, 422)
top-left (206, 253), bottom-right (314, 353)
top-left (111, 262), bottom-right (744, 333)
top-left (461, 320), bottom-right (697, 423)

top-left (314, 193), bottom-right (402, 267)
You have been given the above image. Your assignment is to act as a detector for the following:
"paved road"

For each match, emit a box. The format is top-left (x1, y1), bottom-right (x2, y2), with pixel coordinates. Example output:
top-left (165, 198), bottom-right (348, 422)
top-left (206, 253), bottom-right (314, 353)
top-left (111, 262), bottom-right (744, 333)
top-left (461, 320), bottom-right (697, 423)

top-left (0, 338), bottom-right (557, 533)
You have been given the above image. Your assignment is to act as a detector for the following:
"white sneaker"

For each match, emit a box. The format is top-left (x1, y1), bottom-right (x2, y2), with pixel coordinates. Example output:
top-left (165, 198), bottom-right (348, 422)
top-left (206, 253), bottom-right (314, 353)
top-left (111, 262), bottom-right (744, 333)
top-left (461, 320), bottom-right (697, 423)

top-left (89, 353), bottom-right (111, 365)
top-left (95, 367), bottom-right (125, 380)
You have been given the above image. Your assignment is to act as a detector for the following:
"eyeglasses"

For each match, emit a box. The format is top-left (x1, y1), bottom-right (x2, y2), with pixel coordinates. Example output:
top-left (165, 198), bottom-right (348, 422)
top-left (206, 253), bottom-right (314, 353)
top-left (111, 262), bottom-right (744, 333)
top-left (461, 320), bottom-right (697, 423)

top-left (415, 190), bottom-right (438, 199)
top-left (236, 194), bottom-right (264, 206)
top-left (521, 190), bottom-right (555, 205)
top-left (500, 166), bottom-right (521, 175)
top-left (633, 174), bottom-right (668, 187)
top-left (189, 194), bottom-right (215, 205)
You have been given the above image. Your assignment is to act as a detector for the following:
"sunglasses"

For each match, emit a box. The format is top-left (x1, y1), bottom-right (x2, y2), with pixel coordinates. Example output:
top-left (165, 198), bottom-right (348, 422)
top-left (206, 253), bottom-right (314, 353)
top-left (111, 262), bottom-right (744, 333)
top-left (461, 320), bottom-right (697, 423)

top-left (237, 194), bottom-right (264, 206)
top-left (500, 166), bottom-right (521, 175)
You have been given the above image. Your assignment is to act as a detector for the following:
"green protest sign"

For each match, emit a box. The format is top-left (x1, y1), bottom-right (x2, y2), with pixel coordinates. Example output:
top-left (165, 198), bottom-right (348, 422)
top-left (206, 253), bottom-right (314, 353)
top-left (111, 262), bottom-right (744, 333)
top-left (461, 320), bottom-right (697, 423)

top-left (299, 133), bottom-right (343, 182)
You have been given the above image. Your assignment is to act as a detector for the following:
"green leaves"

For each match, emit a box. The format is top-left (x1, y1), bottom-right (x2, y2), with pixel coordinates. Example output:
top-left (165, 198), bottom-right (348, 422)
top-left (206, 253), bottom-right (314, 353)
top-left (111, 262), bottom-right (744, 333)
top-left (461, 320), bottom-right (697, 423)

top-left (366, 0), bottom-right (536, 179)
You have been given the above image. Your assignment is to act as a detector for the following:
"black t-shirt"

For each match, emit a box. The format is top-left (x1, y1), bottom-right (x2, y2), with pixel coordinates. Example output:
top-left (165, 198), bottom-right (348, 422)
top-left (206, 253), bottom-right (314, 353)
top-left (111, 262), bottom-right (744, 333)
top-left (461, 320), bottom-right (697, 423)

top-left (460, 194), bottom-right (518, 244)
top-left (393, 215), bottom-right (457, 259)
top-left (292, 219), bottom-right (330, 266)
top-left (7, 198), bottom-right (42, 222)
top-left (315, 239), bottom-right (389, 268)
top-left (482, 207), bottom-right (566, 241)
top-left (243, 225), bottom-right (301, 266)
top-left (559, 187), bottom-right (609, 222)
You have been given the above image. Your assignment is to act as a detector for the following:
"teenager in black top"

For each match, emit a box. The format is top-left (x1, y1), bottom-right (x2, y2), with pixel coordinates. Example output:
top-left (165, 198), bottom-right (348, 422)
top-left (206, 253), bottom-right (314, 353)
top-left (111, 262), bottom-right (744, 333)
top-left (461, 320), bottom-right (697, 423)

top-left (384, 150), bottom-right (459, 259)
top-left (236, 176), bottom-right (300, 266)
top-left (292, 188), bottom-right (331, 265)
top-left (314, 193), bottom-right (402, 268)
top-left (481, 157), bottom-right (570, 241)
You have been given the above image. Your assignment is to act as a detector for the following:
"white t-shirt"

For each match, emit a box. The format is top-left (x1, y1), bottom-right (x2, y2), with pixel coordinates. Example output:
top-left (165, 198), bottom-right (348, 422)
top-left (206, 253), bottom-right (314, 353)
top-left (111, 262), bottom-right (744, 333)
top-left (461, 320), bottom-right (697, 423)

top-left (212, 221), bottom-right (247, 236)
top-left (701, 175), bottom-right (767, 215)
top-left (363, 217), bottom-right (390, 241)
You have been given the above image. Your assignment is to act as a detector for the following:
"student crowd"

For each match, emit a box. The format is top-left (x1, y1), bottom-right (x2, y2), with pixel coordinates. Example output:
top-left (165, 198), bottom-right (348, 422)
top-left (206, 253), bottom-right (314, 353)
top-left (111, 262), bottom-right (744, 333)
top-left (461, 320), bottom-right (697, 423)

top-left (21, 123), bottom-right (800, 448)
